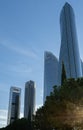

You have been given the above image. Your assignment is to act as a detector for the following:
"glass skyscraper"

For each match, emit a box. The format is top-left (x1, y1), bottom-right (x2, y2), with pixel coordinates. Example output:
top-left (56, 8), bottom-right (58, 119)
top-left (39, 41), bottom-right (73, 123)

top-left (24, 80), bottom-right (35, 120)
top-left (58, 2), bottom-right (82, 85)
top-left (7, 87), bottom-right (21, 125)
top-left (43, 51), bottom-right (58, 102)
top-left (81, 60), bottom-right (83, 76)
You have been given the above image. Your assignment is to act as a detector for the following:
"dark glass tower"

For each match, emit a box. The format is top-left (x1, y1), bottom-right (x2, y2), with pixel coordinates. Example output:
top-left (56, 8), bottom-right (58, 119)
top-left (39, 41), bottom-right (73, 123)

top-left (7, 87), bottom-right (21, 125)
top-left (24, 80), bottom-right (35, 120)
top-left (59, 3), bottom-right (82, 85)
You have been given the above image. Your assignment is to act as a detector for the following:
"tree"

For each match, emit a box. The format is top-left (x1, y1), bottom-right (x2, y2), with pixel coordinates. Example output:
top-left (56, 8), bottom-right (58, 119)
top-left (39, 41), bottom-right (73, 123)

top-left (1, 78), bottom-right (83, 130)
top-left (61, 62), bottom-right (67, 85)
top-left (0, 118), bottom-right (32, 130)
top-left (35, 78), bottom-right (83, 130)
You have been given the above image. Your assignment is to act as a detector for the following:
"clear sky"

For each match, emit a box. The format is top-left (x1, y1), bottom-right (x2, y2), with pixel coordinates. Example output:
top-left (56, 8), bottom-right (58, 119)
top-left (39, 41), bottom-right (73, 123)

top-left (0, 0), bottom-right (83, 127)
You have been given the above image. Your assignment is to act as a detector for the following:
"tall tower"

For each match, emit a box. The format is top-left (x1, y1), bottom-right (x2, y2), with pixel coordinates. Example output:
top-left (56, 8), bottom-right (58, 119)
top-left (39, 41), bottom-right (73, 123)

top-left (59, 2), bottom-right (82, 85)
top-left (43, 51), bottom-right (58, 103)
top-left (81, 60), bottom-right (83, 76)
top-left (7, 87), bottom-right (21, 125)
top-left (24, 80), bottom-right (35, 120)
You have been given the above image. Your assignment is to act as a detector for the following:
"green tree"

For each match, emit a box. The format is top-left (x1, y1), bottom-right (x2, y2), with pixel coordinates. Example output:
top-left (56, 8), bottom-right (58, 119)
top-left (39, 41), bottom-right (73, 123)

top-left (61, 62), bottom-right (67, 85)
top-left (35, 78), bottom-right (83, 130)
top-left (0, 118), bottom-right (32, 130)
top-left (1, 78), bottom-right (83, 130)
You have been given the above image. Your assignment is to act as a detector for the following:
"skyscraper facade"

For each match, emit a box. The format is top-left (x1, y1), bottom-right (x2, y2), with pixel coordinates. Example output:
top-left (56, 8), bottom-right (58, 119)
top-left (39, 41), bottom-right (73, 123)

top-left (58, 2), bottom-right (82, 85)
top-left (24, 80), bottom-right (35, 119)
top-left (81, 60), bottom-right (83, 76)
top-left (7, 87), bottom-right (21, 125)
top-left (43, 51), bottom-right (58, 102)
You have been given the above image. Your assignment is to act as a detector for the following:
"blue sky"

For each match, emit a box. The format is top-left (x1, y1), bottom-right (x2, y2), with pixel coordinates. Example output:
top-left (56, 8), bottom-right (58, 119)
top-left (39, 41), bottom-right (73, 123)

top-left (0, 0), bottom-right (83, 127)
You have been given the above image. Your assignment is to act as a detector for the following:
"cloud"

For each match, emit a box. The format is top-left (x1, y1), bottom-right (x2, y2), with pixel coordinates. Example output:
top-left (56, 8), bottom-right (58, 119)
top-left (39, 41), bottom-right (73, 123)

top-left (0, 105), bottom-right (43, 128)
top-left (20, 113), bottom-right (23, 118)
top-left (0, 110), bottom-right (8, 120)
top-left (8, 64), bottom-right (32, 73)
top-left (7, 63), bottom-right (33, 78)
top-left (0, 109), bottom-right (7, 128)
top-left (0, 41), bottom-right (38, 59)
top-left (0, 109), bottom-right (24, 128)
top-left (35, 104), bottom-right (42, 111)
top-left (0, 62), bottom-right (33, 78)
top-left (0, 83), bottom-right (9, 92)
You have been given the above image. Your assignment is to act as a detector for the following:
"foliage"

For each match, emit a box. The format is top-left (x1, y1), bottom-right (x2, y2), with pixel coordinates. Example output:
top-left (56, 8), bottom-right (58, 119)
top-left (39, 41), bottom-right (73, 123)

top-left (61, 62), bottom-right (67, 85)
top-left (35, 78), bottom-right (83, 130)
top-left (1, 78), bottom-right (83, 130)
top-left (0, 118), bottom-right (33, 130)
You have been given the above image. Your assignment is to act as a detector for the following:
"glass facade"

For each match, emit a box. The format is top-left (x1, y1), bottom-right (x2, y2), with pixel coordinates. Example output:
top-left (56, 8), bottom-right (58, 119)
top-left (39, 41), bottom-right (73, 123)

top-left (43, 51), bottom-right (59, 103)
top-left (81, 60), bottom-right (83, 76)
top-left (24, 80), bottom-right (35, 119)
top-left (7, 87), bottom-right (21, 125)
top-left (58, 3), bottom-right (82, 85)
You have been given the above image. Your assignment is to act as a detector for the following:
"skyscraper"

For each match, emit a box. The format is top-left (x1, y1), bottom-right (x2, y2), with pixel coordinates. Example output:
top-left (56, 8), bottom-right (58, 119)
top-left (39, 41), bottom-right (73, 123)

top-left (58, 2), bottom-right (82, 85)
top-left (81, 60), bottom-right (83, 76)
top-left (24, 80), bottom-right (35, 120)
top-left (7, 87), bottom-right (21, 125)
top-left (43, 51), bottom-right (58, 102)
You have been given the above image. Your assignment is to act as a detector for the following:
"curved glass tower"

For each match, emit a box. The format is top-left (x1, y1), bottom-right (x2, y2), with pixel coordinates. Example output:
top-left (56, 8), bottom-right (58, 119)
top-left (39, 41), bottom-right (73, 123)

top-left (59, 2), bottom-right (82, 85)
top-left (43, 51), bottom-right (58, 102)
top-left (81, 60), bottom-right (83, 76)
